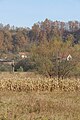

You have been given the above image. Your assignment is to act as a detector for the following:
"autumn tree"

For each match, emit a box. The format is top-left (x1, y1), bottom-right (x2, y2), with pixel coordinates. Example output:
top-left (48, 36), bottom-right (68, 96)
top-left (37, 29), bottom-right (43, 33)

top-left (30, 35), bottom-right (80, 79)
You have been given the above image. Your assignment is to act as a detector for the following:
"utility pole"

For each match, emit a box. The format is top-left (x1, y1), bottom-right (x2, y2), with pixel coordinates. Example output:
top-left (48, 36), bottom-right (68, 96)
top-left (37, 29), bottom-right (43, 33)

top-left (56, 51), bottom-right (61, 80)
top-left (57, 57), bottom-right (61, 80)
top-left (11, 60), bottom-right (15, 72)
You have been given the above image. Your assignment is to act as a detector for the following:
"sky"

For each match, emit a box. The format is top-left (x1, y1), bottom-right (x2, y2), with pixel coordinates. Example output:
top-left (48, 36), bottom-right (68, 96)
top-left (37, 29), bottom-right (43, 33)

top-left (0, 0), bottom-right (80, 28)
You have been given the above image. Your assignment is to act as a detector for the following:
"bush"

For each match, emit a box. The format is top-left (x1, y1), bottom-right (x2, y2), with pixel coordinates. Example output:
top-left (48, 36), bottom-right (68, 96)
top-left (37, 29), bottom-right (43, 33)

top-left (0, 64), bottom-right (12, 72)
top-left (14, 58), bottom-right (36, 72)
top-left (17, 66), bottom-right (24, 72)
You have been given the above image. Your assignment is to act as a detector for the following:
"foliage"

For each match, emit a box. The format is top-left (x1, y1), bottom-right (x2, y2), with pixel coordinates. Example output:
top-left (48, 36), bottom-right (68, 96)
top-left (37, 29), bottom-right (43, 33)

top-left (0, 64), bottom-right (12, 72)
top-left (14, 58), bottom-right (36, 72)
top-left (0, 20), bottom-right (80, 78)
top-left (30, 37), bottom-right (80, 78)
top-left (17, 66), bottom-right (24, 72)
top-left (0, 19), bottom-right (80, 54)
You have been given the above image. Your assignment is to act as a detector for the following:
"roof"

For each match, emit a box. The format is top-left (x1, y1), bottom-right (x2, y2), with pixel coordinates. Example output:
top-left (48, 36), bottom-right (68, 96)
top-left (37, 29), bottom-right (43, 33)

top-left (0, 59), bottom-right (13, 62)
top-left (59, 53), bottom-right (72, 59)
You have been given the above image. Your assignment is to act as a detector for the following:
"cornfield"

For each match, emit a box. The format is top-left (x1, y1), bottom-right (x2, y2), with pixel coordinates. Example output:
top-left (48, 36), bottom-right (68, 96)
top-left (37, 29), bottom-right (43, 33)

top-left (0, 72), bottom-right (80, 120)
top-left (0, 72), bottom-right (80, 92)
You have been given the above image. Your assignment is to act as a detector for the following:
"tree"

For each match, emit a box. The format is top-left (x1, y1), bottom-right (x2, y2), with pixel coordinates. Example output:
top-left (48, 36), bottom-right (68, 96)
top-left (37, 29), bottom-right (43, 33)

top-left (30, 36), bottom-right (80, 79)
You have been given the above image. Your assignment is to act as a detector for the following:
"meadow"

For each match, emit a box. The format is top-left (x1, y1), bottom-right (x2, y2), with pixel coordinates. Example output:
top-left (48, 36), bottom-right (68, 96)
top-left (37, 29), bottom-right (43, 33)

top-left (0, 72), bottom-right (80, 120)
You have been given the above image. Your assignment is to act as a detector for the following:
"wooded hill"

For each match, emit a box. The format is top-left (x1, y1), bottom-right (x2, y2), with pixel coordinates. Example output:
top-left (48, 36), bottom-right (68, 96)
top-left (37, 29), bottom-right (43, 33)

top-left (0, 19), bottom-right (80, 53)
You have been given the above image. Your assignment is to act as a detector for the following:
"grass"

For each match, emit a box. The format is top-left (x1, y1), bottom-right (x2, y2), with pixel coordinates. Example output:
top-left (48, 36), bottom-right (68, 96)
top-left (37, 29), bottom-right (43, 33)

top-left (0, 72), bottom-right (80, 120)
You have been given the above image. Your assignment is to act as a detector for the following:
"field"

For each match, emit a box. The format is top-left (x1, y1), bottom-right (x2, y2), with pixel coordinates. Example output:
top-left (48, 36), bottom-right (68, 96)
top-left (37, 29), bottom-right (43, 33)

top-left (0, 72), bottom-right (80, 120)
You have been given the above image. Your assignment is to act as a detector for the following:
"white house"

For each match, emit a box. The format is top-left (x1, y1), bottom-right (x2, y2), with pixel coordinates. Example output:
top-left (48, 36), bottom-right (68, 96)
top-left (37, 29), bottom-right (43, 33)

top-left (67, 54), bottom-right (72, 61)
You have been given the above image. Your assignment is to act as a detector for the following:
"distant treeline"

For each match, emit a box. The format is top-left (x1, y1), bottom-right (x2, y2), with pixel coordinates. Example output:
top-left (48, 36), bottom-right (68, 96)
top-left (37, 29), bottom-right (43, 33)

top-left (0, 19), bottom-right (80, 53)
top-left (0, 19), bottom-right (80, 78)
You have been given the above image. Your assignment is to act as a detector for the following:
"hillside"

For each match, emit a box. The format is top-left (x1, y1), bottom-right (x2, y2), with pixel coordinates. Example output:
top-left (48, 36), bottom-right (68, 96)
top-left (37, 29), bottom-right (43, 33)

top-left (0, 19), bottom-right (80, 54)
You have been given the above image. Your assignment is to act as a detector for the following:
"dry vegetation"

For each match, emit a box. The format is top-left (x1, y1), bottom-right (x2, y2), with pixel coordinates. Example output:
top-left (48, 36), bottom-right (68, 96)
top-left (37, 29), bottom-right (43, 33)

top-left (0, 72), bottom-right (80, 120)
top-left (0, 72), bottom-right (80, 92)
